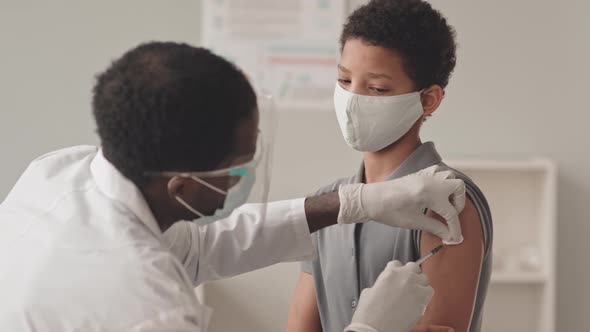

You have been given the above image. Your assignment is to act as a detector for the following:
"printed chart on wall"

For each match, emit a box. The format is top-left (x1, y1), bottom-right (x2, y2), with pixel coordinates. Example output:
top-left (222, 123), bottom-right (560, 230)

top-left (202, 0), bottom-right (345, 111)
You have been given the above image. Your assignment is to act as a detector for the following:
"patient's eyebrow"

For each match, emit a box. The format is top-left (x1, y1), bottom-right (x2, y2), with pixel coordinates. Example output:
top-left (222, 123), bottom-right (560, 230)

top-left (366, 72), bottom-right (393, 80)
top-left (337, 64), bottom-right (351, 73)
top-left (338, 65), bottom-right (393, 81)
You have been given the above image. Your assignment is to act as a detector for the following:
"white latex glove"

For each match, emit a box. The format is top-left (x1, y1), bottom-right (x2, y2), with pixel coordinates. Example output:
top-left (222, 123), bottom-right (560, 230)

top-left (338, 165), bottom-right (465, 245)
top-left (344, 261), bottom-right (433, 332)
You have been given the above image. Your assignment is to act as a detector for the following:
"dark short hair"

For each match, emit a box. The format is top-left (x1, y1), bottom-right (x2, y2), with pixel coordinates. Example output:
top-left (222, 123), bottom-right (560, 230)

top-left (341, 0), bottom-right (457, 89)
top-left (92, 42), bottom-right (257, 185)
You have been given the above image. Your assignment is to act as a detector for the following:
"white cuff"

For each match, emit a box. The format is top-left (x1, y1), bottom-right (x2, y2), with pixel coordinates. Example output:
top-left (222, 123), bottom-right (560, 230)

top-left (273, 198), bottom-right (316, 262)
top-left (337, 183), bottom-right (369, 224)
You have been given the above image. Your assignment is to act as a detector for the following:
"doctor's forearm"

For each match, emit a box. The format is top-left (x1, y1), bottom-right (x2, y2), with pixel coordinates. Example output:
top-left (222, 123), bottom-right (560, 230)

top-left (304, 192), bottom-right (339, 233)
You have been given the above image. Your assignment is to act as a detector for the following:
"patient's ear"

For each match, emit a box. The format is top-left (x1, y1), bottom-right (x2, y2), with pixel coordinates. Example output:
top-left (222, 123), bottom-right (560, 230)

top-left (421, 85), bottom-right (444, 116)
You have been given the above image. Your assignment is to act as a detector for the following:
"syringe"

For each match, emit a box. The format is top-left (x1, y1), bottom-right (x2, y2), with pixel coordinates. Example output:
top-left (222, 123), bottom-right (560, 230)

top-left (415, 244), bottom-right (444, 266)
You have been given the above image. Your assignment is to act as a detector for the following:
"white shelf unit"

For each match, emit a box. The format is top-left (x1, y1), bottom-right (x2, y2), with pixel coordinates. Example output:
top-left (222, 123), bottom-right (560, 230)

top-left (448, 159), bottom-right (557, 332)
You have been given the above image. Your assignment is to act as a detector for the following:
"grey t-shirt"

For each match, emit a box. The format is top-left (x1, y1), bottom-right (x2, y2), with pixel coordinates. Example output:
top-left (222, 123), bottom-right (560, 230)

top-left (302, 142), bottom-right (493, 332)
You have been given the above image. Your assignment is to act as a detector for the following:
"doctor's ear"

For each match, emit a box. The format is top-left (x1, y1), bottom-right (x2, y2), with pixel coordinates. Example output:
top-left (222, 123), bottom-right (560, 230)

top-left (167, 176), bottom-right (189, 200)
top-left (420, 85), bottom-right (444, 117)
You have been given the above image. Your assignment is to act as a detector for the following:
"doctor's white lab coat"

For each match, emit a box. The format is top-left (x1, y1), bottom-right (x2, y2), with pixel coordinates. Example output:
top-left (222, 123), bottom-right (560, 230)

top-left (0, 146), bottom-right (315, 331)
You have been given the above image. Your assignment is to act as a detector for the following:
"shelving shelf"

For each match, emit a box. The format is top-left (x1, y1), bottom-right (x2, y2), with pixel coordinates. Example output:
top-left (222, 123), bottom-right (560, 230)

top-left (490, 272), bottom-right (547, 284)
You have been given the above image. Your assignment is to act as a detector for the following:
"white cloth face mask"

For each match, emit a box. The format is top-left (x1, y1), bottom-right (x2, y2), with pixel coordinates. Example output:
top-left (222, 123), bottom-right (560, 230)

top-left (333, 82), bottom-right (425, 152)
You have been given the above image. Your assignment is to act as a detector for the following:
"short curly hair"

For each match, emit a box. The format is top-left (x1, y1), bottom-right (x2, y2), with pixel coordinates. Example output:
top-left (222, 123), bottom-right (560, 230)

top-left (341, 0), bottom-right (457, 89)
top-left (92, 42), bottom-right (256, 185)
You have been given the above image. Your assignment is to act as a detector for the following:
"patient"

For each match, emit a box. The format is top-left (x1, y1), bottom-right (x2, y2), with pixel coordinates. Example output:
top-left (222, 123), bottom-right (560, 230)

top-left (287, 1), bottom-right (493, 332)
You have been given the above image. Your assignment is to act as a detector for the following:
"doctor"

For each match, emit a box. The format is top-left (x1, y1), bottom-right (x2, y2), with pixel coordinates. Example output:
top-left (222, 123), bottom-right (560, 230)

top-left (0, 42), bottom-right (464, 332)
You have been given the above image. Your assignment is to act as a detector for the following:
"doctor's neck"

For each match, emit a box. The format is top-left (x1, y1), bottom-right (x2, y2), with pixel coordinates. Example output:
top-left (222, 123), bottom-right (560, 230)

top-left (141, 183), bottom-right (184, 232)
top-left (363, 124), bottom-right (422, 184)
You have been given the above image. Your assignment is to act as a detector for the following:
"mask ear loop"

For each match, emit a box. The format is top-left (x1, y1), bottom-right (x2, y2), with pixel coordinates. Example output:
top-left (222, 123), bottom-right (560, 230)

top-left (418, 88), bottom-right (433, 122)
top-left (189, 176), bottom-right (228, 195)
top-left (172, 175), bottom-right (229, 218)
top-left (175, 196), bottom-right (205, 218)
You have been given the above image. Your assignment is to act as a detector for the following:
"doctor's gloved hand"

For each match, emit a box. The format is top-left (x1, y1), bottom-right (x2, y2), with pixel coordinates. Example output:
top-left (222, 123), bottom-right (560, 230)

top-left (337, 165), bottom-right (465, 245)
top-left (344, 261), bottom-right (433, 332)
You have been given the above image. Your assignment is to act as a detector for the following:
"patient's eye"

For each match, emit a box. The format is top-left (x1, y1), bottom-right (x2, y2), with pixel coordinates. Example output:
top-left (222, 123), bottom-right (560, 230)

top-left (337, 78), bottom-right (351, 85)
top-left (370, 87), bottom-right (390, 94)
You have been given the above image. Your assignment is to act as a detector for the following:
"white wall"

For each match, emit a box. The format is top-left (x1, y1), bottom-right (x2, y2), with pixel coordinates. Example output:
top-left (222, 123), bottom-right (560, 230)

top-left (1, 0), bottom-right (589, 331)
top-left (0, 0), bottom-right (202, 198)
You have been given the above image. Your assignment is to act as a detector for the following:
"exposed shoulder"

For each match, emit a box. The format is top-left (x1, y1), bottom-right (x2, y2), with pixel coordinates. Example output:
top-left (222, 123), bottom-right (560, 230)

top-left (437, 162), bottom-right (493, 253)
top-left (417, 197), bottom-right (484, 331)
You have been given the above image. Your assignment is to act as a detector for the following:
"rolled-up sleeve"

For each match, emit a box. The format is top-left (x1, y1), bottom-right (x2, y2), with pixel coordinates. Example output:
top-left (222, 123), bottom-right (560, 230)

top-left (300, 232), bottom-right (317, 275)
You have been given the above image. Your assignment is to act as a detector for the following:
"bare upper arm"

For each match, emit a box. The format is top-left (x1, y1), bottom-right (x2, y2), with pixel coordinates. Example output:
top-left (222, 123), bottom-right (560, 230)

top-left (287, 272), bottom-right (322, 332)
top-left (417, 197), bottom-right (484, 332)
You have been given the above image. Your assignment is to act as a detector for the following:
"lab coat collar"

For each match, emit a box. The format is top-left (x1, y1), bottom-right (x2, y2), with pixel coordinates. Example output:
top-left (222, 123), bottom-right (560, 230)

top-left (355, 141), bottom-right (443, 182)
top-left (90, 149), bottom-right (163, 239)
